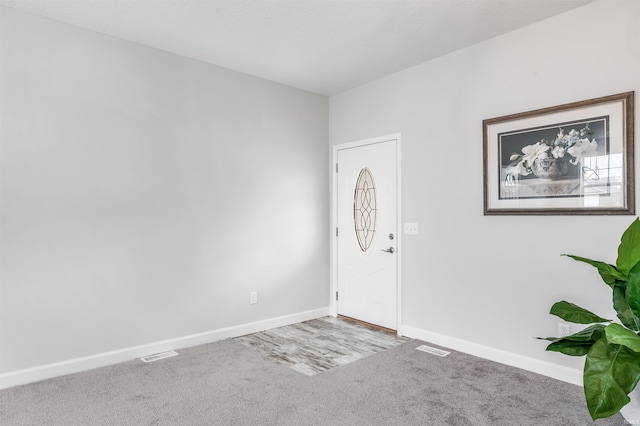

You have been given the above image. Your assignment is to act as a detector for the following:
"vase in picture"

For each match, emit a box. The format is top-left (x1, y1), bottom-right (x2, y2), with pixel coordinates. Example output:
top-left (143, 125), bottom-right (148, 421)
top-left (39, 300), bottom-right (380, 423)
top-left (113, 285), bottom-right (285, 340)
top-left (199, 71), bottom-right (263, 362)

top-left (531, 158), bottom-right (569, 179)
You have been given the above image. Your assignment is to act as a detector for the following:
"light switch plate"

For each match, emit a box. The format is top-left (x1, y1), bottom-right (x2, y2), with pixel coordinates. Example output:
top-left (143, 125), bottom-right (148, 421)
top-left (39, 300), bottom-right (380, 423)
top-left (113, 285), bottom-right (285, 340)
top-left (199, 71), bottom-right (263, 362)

top-left (404, 223), bottom-right (419, 235)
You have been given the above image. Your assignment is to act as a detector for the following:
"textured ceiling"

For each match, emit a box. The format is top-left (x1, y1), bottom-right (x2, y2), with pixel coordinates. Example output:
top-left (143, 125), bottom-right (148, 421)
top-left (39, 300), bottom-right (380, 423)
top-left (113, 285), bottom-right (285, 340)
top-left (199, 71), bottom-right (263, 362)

top-left (0, 0), bottom-right (597, 95)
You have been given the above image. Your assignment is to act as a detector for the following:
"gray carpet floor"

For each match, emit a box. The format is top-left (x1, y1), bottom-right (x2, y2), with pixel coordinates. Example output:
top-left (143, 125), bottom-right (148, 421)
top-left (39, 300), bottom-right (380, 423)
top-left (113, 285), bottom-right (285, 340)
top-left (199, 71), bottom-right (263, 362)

top-left (0, 336), bottom-right (626, 425)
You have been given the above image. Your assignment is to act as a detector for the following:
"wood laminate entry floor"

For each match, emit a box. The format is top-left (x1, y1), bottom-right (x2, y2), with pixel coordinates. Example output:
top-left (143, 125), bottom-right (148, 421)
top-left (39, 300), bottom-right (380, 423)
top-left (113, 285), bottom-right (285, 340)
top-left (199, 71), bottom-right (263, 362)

top-left (234, 316), bottom-right (409, 376)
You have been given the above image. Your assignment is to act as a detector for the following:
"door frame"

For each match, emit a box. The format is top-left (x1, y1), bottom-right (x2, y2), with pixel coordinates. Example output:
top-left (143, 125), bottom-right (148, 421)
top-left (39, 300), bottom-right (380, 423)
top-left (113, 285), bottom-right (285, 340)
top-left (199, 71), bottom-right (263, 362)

top-left (330, 133), bottom-right (403, 335)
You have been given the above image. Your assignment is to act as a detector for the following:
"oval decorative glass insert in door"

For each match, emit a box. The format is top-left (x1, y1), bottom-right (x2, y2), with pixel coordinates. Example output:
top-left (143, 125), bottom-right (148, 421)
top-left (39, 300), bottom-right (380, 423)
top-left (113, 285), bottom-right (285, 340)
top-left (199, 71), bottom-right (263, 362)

top-left (353, 167), bottom-right (377, 252)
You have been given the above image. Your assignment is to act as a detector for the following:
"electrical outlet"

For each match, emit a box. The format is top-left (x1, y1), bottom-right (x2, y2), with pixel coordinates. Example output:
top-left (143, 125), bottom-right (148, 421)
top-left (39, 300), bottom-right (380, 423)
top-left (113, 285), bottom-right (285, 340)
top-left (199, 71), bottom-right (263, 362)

top-left (558, 323), bottom-right (571, 337)
top-left (404, 222), bottom-right (419, 235)
top-left (250, 291), bottom-right (257, 305)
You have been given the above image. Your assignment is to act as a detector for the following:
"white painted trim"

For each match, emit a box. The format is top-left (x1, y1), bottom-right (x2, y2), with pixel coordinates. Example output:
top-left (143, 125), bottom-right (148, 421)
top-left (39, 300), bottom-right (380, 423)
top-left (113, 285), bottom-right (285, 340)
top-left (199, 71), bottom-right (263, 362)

top-left (402, 325), bottom-right (583, 386)
top-left (331, 133), bottom-right (403, 333)
top-left (330, 139), bottom-right (338, 317)
top-left (395, 136), bottom-right (403, 336)
top-left (0, 307), bottom-right (329, 389)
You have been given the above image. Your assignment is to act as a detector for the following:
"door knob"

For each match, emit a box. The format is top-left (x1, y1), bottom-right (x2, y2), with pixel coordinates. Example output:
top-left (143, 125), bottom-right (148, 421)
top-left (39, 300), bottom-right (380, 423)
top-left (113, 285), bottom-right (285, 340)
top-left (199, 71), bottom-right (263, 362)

top-left (381, 247), bottom-right (395, 253)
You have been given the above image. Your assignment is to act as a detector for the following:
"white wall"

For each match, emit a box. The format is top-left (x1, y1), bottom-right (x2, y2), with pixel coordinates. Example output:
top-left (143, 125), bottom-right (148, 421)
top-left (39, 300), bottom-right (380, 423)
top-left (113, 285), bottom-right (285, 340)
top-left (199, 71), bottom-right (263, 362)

top-left (0, 7), bottom-right (329, 376)
top-left (330, 0), bottom-right (640, 378)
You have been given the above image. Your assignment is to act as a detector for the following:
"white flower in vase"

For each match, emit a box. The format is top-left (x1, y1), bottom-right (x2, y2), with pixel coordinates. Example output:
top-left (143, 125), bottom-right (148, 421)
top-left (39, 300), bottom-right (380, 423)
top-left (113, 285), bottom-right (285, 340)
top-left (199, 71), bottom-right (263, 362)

top-left (567, 138), bottom-right (598, 165)
top-left (521, 141), bottom-right (550, 168)
top-left (550, 146), bottom-right (566, 159)
top-left (505, 162), bottom-right (531, 177)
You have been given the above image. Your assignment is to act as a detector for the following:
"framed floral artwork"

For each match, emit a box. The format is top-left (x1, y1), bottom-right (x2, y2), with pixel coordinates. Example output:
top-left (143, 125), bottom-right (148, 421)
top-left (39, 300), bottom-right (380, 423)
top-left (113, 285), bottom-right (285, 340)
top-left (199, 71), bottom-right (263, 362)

top-left (483, 91), bottom-right (635, 215)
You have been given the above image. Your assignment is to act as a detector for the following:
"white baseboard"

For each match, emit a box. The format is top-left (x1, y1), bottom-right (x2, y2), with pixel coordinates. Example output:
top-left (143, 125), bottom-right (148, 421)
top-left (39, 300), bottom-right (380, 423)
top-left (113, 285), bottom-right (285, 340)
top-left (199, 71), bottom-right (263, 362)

top-left (0, 307), bottom-right (330, 390)
top-left (401, 325), bottom-right (583, 386)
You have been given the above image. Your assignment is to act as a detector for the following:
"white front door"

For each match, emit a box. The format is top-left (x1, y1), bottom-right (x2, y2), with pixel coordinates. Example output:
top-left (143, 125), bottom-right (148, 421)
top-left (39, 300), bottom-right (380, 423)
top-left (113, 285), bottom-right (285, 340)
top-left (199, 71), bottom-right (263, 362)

top-left (336, 137), bottom-right (398, 330)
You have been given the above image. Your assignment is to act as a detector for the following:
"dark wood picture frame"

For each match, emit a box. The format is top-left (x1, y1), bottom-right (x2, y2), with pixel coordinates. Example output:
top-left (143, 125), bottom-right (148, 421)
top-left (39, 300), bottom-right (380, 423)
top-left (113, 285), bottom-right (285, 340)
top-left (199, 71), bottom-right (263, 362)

top-left (483, 91), bottom-right (635, 215)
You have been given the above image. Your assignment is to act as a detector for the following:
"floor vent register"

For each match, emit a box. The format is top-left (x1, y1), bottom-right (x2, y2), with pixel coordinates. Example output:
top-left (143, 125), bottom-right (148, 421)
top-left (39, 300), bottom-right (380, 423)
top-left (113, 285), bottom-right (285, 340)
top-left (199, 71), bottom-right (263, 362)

top-left (416, 345), bottom-right (450, 357)
top-left (140, 350), bottom-right (179, 363)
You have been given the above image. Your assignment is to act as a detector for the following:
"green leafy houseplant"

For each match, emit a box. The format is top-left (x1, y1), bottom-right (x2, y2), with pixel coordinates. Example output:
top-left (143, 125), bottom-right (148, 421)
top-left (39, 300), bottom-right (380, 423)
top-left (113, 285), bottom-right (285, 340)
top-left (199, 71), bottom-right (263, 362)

top-left (539, 218), bottom-right (640, 420)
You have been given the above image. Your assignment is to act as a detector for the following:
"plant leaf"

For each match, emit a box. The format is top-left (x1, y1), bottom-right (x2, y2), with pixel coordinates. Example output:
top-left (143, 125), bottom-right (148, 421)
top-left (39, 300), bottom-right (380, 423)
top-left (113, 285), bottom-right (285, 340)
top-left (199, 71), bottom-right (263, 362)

top-left (541, 324), bottom-right (606, 356)
top-left (546, 340), bottom-right (593, 356)
top-left (565, 324), bottom-right (607, 341)
top-left (614, 283), bottom-right (640, 331)
top-left (550, 301), bottom-right (611, 324)
top-left (538, 324), bottom-right (606, 342)
top-left (616, 217), bottom-right (640, 277)
top-left (562, 255), bottom-right (625, 287)
top-left (605, 323), bottom-right (640, 353)
top-left (584, 337), bottom-right (640, 419)
top-left (627, 260), bottom-right (640, 322)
